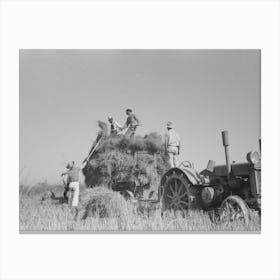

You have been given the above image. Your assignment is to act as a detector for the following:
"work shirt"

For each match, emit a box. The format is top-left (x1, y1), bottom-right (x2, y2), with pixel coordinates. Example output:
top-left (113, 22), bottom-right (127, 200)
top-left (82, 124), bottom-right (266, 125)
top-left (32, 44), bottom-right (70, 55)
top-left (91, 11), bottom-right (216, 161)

top-left (66, 167), bottom-right (80, 183)
top-left (125, 113), bottom-right (140, 129)
top-left (110, 121), bottom-right (122, 134)
top-left (165, 129), bottom-right (180, 147)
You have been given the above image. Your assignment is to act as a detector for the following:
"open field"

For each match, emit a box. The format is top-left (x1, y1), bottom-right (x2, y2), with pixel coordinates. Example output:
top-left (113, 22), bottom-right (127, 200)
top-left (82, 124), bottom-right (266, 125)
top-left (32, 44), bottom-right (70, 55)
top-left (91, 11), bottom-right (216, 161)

top-left (19, 184), bottom-right (261, 232)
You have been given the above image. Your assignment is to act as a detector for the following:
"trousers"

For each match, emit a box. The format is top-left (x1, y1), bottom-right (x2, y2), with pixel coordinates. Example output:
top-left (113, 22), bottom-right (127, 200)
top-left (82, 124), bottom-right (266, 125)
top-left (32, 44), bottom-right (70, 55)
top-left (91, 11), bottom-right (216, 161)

top-left (167, 146), bottom-right (179, 168)
top-left (125, 126), bottom-right (137, 138)
top-left (69, 181), bottom-right (79, 207)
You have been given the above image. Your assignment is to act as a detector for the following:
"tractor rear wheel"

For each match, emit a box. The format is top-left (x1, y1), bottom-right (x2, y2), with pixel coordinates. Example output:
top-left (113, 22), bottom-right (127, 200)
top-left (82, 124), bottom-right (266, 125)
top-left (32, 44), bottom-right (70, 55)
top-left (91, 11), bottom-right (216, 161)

top-left (161, 172), bottom-right (195, 212)
top-left (219, 195), bottom-right (250, 226)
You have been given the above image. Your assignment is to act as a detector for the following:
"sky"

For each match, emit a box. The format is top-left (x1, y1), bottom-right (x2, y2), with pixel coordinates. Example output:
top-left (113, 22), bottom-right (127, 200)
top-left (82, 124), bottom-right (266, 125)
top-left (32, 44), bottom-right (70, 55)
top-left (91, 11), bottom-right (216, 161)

top-left (19, 50), bottom-right (260, 185)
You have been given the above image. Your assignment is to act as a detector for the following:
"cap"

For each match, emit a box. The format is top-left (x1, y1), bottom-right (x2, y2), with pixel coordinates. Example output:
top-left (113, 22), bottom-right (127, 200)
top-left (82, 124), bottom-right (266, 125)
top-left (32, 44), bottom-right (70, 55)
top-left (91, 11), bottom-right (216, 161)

top-left (108, 116), bottom-right (113, 121)
top-left (167, 121), bottom-right (174, 128)
top-left (126, 108), bottom-right (133, 113)
top-left (66, 161), bottom-right (74, 169)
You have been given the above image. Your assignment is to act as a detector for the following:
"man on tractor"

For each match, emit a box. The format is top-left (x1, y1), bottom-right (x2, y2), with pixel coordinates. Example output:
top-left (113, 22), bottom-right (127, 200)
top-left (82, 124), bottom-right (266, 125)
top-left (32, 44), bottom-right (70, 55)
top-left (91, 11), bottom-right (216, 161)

top-left (165, 121), bottom-right (181, 168)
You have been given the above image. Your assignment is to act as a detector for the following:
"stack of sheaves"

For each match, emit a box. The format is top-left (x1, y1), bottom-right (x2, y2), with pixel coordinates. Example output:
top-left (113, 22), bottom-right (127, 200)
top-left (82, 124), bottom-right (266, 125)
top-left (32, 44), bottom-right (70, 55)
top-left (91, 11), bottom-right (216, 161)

top-left (82, 130), bottom-right (170, 195)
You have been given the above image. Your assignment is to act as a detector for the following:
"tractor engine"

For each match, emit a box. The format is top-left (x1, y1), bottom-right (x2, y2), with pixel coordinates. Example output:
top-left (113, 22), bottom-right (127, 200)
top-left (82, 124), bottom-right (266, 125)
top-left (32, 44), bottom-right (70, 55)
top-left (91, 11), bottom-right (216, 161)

top-left (200, 185), bottom-right (224, 208)
top-left (199, 177), bottom-right (247, 209)
top-left (199, 131), bottom-right (261, 210)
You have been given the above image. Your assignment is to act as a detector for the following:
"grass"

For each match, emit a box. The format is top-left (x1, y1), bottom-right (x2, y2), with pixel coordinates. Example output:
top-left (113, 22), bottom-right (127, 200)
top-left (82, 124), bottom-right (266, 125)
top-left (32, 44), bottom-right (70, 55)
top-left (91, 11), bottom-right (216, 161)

top-left (19, 184), bottom-right (261, 232)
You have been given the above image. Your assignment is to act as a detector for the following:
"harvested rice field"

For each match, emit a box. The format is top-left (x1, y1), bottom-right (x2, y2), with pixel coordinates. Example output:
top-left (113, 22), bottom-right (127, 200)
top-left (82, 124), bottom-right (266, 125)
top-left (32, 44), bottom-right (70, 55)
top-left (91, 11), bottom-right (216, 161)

top-left (19, 184), bottom-right (261, 232)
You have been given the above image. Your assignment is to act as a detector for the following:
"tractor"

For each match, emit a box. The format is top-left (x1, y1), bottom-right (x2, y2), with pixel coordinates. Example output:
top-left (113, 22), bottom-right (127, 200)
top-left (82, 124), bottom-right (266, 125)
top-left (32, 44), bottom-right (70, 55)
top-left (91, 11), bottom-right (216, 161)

top-left (159, 131), bottom-right (261, 224)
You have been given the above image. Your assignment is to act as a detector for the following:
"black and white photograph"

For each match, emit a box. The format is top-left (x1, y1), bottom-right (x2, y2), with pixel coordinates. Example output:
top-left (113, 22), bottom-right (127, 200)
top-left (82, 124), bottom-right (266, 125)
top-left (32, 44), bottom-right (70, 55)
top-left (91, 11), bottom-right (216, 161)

top-left (1, 1), bottom-right (280, 279)
top-left (19, 49), bottom-right (261, 232)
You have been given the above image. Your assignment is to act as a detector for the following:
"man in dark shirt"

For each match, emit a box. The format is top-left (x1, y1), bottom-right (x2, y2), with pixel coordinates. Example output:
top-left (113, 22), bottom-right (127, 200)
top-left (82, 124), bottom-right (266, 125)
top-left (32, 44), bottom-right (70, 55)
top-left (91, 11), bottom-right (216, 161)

top-left (122, 108), bottom-right (141, 138)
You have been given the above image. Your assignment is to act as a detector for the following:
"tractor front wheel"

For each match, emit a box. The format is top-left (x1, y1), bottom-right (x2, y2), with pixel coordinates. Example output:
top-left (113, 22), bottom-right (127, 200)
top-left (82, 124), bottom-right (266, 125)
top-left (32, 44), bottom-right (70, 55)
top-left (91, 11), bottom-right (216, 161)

top-left (219, 195), bottom-right (250, 226)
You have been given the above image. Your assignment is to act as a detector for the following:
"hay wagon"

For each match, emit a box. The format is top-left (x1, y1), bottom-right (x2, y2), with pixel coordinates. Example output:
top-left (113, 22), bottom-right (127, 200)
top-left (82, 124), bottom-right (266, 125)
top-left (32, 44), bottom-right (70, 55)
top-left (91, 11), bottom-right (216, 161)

top-left (83, 124), bottom-right (261, 224)
top-left (82, 130), bottom-right (168, 201)
top-left (106, 150), bottom-right (160, 200)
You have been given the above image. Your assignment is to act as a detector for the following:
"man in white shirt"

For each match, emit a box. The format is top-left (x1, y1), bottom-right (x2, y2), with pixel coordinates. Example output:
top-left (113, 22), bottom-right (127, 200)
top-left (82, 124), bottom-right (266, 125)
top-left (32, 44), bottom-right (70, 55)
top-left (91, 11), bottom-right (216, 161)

top-left (165, 121), bottom-right (181, 168)
top-left (61, 161), bottom-right (80, 207)
top-left (108, 116), bottom-right (122, 136)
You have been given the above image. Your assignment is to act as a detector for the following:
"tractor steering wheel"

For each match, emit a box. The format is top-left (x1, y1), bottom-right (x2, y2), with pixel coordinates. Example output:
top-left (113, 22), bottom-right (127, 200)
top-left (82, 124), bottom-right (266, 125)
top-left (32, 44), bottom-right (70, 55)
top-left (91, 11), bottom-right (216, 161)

top-left (179, 161), bottom-right (193, 168)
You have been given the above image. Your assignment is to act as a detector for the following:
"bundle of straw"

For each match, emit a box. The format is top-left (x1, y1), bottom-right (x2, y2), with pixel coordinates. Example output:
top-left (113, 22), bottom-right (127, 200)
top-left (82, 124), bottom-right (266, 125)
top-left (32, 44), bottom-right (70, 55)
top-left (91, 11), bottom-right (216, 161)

top-left (82, 131), bottom-right (170, 192)
top-left (79, 187), bottom-right (131, 219)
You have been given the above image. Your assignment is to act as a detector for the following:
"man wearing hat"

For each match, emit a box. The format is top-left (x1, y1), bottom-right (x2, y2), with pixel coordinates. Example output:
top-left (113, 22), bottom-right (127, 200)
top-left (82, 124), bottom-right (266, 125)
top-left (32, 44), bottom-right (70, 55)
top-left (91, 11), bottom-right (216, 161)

top-left (122, 108), bottom-right (141, 138)
top-left (108, 116), bottom-right (122, 136)
top-left (165, 121), bottom-right (181, 168)
top-left (61, 161), bottom-right (80, 207)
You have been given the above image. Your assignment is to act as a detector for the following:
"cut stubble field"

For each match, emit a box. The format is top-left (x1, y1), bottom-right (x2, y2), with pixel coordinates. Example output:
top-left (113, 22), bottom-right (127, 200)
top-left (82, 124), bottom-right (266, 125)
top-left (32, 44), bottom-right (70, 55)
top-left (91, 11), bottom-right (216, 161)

top-left (19, 184), bottom-right (261, 232)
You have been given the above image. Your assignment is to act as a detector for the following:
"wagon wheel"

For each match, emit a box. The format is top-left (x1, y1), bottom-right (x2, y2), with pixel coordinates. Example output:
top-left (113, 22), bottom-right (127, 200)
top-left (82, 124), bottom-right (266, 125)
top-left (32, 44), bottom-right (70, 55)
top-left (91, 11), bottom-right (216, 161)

top-left (219, 195), bottom-right (250, 225)
top-left (162, 173), bottom-right (193, 212)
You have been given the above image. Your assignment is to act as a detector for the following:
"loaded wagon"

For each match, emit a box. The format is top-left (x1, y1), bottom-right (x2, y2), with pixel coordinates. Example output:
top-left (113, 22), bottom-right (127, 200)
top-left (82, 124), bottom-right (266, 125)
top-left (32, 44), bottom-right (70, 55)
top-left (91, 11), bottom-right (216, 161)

top-left (83, 123), bottom-right (261, 224)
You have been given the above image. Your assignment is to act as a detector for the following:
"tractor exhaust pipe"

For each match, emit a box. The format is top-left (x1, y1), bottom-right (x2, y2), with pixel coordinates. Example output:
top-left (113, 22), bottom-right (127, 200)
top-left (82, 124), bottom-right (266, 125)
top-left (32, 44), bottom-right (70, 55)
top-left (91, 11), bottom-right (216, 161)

top-left (222, 131), bottom-right (231, 178)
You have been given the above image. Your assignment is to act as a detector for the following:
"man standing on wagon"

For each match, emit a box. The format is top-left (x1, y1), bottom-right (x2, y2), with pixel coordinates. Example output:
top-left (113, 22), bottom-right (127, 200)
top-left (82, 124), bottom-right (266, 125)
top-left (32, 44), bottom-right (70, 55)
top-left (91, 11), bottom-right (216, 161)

top-left (122, 108), bottom-right (141, 138)
top-left (165, 121), bottom-right (181, 168)
top-left (108, 116), bottom-right (122, 136)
